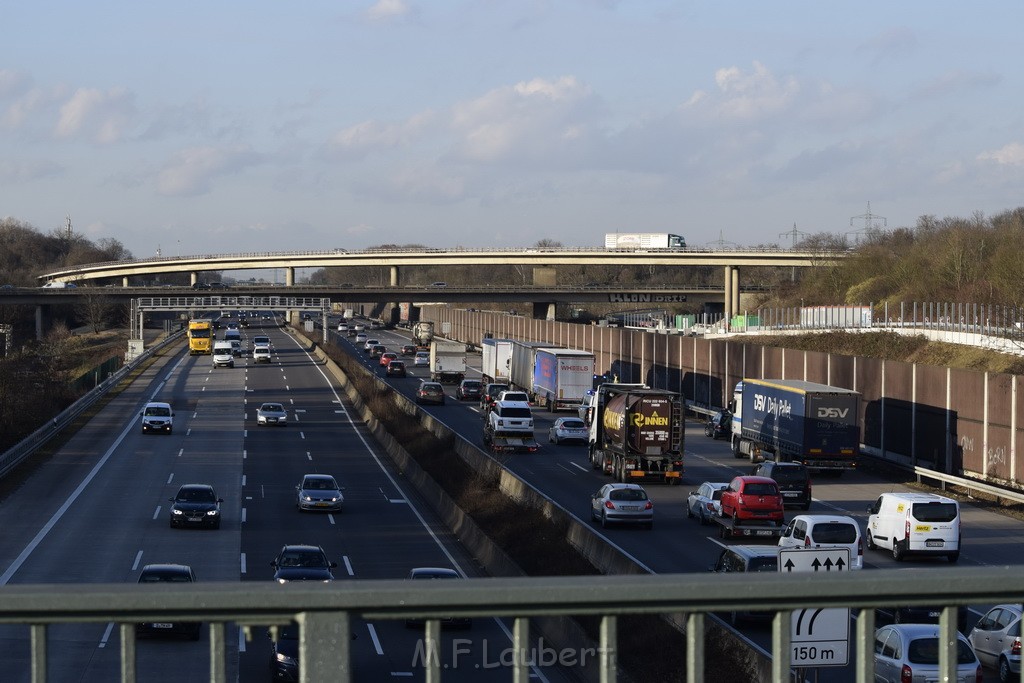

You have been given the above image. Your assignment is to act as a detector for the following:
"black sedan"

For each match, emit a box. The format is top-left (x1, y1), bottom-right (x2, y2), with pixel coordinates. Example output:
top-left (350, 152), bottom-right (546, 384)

top-left (168, 484), bottom-right (223, 529)
top-left (136, 564), bottom-right (201, 640)
top-left (271, 544), bottom-right (337, 583)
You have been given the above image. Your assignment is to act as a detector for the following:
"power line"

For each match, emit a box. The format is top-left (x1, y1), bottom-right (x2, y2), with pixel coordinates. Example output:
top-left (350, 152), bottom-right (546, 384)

top-left (846, 202), bottom-right (886, 243)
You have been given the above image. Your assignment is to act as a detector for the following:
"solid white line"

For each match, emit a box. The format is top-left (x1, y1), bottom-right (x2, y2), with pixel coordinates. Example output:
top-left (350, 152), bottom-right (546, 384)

top-left (342, 556), bottom-right (354, 576)
top-left (570, 462), bottom-right (588, 472)
top-left (131, 550), bottom-right (144, 571)
top-left (240, 553), bottom-right (247, 574)
top-left (366, 623), bottom-right (384, 655)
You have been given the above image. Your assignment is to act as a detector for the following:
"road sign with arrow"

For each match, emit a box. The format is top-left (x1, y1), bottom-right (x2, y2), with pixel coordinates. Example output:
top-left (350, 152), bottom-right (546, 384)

top-left (779, 547), bottom-right (851, 667)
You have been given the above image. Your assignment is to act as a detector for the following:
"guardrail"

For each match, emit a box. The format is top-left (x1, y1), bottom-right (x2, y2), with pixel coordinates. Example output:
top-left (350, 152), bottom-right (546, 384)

top-left (0, 567), bottom-right (1013, 683)
top-left (0, 331), bottom-right (185, 479)
top-left (914, 466), bottom-right (1024, 506)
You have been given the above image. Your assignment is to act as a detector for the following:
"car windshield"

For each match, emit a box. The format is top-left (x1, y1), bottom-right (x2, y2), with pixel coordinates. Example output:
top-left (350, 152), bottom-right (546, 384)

top-left (500, 407), bottom-right (532, 418)
top-left (279, 551), bottom-right (327, 568)
top-left (912, 502), bottom-right (958, 522)
top-left (609, 489), bottom-right (647, 502)
top-left (907, 637), bottom-right (975, 664)
top-left (144, 406), bottom-right (171, 417)
top-left (749, 558), bottom-right (778, 572)
top-left (560, 420), bottom-right (585, 429)
top-left (304, 479), bottom-right (336, 490)
top-left (463, 381), bottom-right (481, 388)
top-left (743, 483), bottom-right (778, 496)
top-left (178, 488), bottom-right (215, 502)
top-left (769, 467), bottom-right (807, 485)
top-left (487, 385), bottom-right (509, 395)
top-left (262, 404), bottom-right (283, 412)
top-left (139, 571), bottom-right (192, 583)
top-left (811, 523), bottom-right (858, 544)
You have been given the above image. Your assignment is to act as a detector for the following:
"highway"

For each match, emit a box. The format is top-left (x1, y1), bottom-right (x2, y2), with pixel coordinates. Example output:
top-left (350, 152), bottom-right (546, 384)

top-left (0, 314), bottom-right (1019, 681)
top-left (0, 317), bottom-right (574, 683)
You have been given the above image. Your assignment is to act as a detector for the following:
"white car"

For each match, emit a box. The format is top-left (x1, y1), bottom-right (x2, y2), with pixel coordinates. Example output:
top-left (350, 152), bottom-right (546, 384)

top-left (355, 332), bottom-right (368, 344)
top-left (363, 338), bottom-right (380, 352)
top-left (873, 624), bottom-right (981, 683)
top-left (777, 514), bottom-right (864, 570)
top-left (685, 482), bottom-right (729, 525)
top-left (256, 402), bottom-right (287, 426)
top-left (252, 345), bottom-right (271, 363)
top-left (414, 351), bottom-right (430, 367)
top-left (548, 417), bottom-right (588, 445)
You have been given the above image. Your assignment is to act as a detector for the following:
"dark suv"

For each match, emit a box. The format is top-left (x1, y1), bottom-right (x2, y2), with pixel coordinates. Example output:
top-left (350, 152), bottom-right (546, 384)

top-left (704, 411), bottom-right (731, 439)
top-left (480, 383), bottom-right (509, 412)
top-left (751, 460), bottom-right (812, 510)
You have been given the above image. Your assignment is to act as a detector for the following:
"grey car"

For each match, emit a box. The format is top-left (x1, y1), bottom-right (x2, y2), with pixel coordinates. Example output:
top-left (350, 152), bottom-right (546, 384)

top-left (968, 604), bottom-right (1022, 682)
top-left (686, 481), bottom-right (729, 525)
top-left (296, 474), bottom-right (344, 512)
top-left (590, 483), bottom-right (654, 529)
top-left (257, 402), bottom-right (288, 426)
top-left (873, 624), bottom-right (981, 683)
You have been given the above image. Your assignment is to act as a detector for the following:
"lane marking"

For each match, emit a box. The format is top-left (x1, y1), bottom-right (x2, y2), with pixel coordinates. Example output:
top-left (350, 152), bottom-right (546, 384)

top-left (131, 550), bottom-right (144, 571)
top-left (241, 507), bottom-right (247, 523)
top-left (238, 626), bottom-right (246, 653)
top-left (241, 474), bottom-right (247, 486)
top-left (243, 449), bottom-right (247, 460)
top-left (570, 462), bottom-right (588, 472)
top-left (307, 452), bottom-right (312, 461)
top-left (240, 553), bottom-right (247, 574)
top-left (366, 623), bottom-right (384, 655)
top-left (166, 473), bottom-right (174, 484)
top-left (98, 622), bottom-right (115, 648)
top-left (152, 506), bottom-right (161, 520)
top-left (328, 514), bottom-right (336, 526)
top-left (342, 556), bottom-right (354, 576)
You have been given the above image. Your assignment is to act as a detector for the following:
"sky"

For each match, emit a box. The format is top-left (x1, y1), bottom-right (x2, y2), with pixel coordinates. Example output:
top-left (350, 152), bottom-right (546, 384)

top-left (2, 1), bottom-right (1023, 260)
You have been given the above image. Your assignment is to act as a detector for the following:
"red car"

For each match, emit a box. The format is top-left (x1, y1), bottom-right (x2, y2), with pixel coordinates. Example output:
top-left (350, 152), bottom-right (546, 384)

top-left (719, 476), bottom-right (784, 523)
top-left (379, 352), bottom-right (398, 367)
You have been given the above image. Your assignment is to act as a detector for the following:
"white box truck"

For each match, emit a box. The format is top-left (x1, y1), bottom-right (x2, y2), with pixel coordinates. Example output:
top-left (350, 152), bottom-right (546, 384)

top-left (429, 340), bottom-right (466, 384)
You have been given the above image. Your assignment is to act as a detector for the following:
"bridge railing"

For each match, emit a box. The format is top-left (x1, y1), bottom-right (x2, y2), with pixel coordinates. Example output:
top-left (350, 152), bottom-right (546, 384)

top-left (0, 568), bottom-right (1012, 683)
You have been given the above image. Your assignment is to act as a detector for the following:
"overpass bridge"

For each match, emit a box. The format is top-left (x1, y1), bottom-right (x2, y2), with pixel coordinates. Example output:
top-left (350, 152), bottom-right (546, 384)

top-left (38, 246), bottom-right (843, 323)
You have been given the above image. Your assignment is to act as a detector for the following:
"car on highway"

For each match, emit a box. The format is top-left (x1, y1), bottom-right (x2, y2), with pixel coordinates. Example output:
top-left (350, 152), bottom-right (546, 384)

top-left (386, 360), bottom-right (407, 378)
top-left (354, 332), bottom-right (368, 344)
top-left (708, 545), bottom-right (779, 624)
top-left (136, 564), bottom-right (201, 640)
top-left (415, 381), bottom-right (446, 405)
top-left (480, 383), bottom-right (509, 412)
top-left (704, 410), bottom-right (731, 439)
top-left (363, 338), bottom-right (380, 352)
top-left (548, 417), bottom-right (587, 445)
top-left (41, 281), bottom-right (76, 288)
top-left (686, 481), bottom-right (729, 525)
top-left (401, 344), bottom-right (417, 356)
top-left (253, 345), bottom-right (272, 363)
top-left (271, 544), bottom-right (337, 583)
top-left (873, 624), bottom-right (982, 683)
top-left (497, 390), bottom-right (530, 403)
top-left (405, 568), bottom-right (471, 629)
top-left (590, 483), bottom-right (654, 529)
top-left (296, 474), bottom-right (344, 512)
top-left (257, 402), bottom-right (288, 426)
top-left (370, 344), bottom-right (386, 359)
top-left (719, 476), bottom-right (784, 525)
top-left (268, 621), bottom-right (299, 681)
top-left (253, 335), bottom-right (271, 347)
top-left (379, 351), bottom-right (398, 367)
top-left (168, 484), bottom-right (223, 530)
top-left (750, 460), bottom-right (812, 510)
top-left (968, 603), bottom-right (1021, 682)
top-left (191, 282), bottom-right (211, 290)
top-left (455, 379), bottom-right (482, 401)
top-left (777, 514), bottom-right (863, 570)
top-left (414, 351), bottom-right (430, 367)
top-left (140, 401), bottom-right (174, 434)
top-left (337, 322), bottom-right (348, 332)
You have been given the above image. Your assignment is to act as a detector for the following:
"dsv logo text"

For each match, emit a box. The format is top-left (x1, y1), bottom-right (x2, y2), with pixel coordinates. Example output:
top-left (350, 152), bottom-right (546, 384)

top-left (816, 407), bottom-right (850, 419)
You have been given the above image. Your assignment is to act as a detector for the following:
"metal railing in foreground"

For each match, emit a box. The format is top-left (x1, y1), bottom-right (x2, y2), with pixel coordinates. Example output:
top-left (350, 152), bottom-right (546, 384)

top-left (2, 567), bottom-right (1020, 683)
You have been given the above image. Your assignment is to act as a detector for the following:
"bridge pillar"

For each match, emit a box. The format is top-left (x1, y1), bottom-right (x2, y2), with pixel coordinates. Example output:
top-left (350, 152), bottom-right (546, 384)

top-left (35, 305), bottom-right (50, 341)
top-left (722, 266), bottom-right (741, 327)
top-left (285, 268), bottom-right (295, 286)
top-left (731, 266), bottom-right (741, 319)
top-left (723, 266), bottom-right (733, 324)
top-left (390, 266), bottom-right (399, 286)
top-left (122, 276), bottom-right (129, 287)
top-left (531, 302), bottom-right (556, 320)
top-left (189, 272), bottom-right (198, 286)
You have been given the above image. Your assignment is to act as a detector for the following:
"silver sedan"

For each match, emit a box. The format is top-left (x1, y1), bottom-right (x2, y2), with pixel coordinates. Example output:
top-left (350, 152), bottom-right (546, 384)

top-left (686, 482), bottom-right (729, 525)
top-left (548, 417), bottom-right (588, 445)
top-left (256, 402), bottom-right (288, 426)
top-left (590, 483), bottom-right (653, 529)
top-left (296, 474), bottom-right (344, 512)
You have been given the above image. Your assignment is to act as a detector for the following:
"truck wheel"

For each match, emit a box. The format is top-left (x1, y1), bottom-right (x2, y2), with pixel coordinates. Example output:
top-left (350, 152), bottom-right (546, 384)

top-left (731, 439), bottom-right (743, 459)
top-left (947, 551), bottom-right (960, 564)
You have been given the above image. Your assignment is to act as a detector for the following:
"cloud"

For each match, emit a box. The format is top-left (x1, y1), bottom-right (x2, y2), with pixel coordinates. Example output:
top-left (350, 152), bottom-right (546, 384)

top-left (449, 76), bottom-right (597, 163)
top-left (682, 61), bottom-right (799, 122)
top-left (0, 69), bottom-right (31, 98)
top-left (857, 26), bottom-right (917, 64)
top-left (156, 145), bottom-right (262, 196)
top-left (977, 143), bottom-right (1024, 166)
top-left (0, 159), bottom-right (63, 183)
top-left (326, 111), bottom-right (436, 158)
top-left (912, 70), bottom-right (1000, 100)
top-left (364, 0), bottom-right (413, 22)
top-left (54, 87), bottom-right (136, 143)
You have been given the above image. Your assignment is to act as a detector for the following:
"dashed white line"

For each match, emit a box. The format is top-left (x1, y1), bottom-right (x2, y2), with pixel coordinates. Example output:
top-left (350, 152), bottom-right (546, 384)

top-left (366, 624), bottom-right (384, 655)
top-left (152, 506), bottom-right (161, 520)
top-left (131, 550), bottom-right (144, 571)
top-left (570, 462), bottom-right (588, 472)
top-left (306, 452), bottom-right (312, 461)
top-left (327, 514), bottom-right (336, 526)
top-left (243, 449), bottom-right (247, 460)
top-left (241, 508), bottom-right (247, 523)
top-left (98, 622), bottom-right (115, 648)
top-left (240, 553), bottom-right (247, 574)
top-left (238, 626), bottom-right (247, 652)
top-left (300, 432), bottom-right (306, 440)
top-left (166, 473), bottom-right (174, 484)
top-left (342, 556), bottom-right (354, 576)
top-left (177, 448), bottom-right (184, 457)
top-left (241, 474), bottom-right (247, 486)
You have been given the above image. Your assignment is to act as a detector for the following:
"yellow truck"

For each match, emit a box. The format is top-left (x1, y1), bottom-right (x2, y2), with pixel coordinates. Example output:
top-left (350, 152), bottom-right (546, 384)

top-left (188, 318), bottom-right (214, 355)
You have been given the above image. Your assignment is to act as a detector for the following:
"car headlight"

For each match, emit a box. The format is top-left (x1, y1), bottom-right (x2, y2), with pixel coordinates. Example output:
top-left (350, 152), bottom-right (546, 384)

top-left (171, 509), bottom-right (183, 515)
top-left (275, 652), bottom-right (296, 664)
top-left (206, 510), bottom-right (219, 516)
top-left (302, 495), bottom-right (313, 502)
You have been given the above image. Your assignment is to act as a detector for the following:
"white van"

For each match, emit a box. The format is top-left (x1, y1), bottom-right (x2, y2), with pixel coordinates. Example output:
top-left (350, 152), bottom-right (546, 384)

top-left (140, 402), bottom-right (174, 434)
top-left (252, 345), bottom-right (272, 364)
top-left (866, 492), bottom-right (961, 563)
top-left (778, 514), bottom-right (863, 570)
top-left (212, 341), bottom-right (234, 368)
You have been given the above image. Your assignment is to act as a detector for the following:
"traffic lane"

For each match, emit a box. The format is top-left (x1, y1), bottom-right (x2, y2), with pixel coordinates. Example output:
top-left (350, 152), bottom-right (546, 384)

top-left (0, 352), bottom-right (244, 682)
